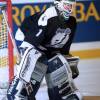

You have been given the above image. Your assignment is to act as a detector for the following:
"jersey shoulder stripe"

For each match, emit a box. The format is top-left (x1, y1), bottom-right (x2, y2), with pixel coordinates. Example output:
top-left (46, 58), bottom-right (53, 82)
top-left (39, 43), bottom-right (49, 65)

top-left (38, 6), bottom-right (57, 26)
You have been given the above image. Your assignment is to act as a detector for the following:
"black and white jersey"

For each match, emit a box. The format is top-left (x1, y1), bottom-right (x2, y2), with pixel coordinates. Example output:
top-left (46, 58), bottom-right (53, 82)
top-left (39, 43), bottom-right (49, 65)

top-left (20, 6), bottom-right (77, 56)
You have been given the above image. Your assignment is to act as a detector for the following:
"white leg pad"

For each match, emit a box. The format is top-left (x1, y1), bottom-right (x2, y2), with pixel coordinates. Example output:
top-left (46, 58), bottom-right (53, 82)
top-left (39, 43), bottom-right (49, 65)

top-left (17, 46), bottom-right (42, 83)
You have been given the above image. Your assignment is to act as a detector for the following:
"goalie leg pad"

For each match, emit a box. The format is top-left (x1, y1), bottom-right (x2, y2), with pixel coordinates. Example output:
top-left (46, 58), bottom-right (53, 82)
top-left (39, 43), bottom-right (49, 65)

top-left (15, 43), bottom-right (48, 98)
top-left (22, 56), bottom-right (48, 99)
top-left (45, 54), bottom-right (72, 99)
top-left (45, 54), bottom-right (82, 100)
top-left (17, 46), bottom-right (42, 83)
top-left (46, 54), bottom-right (72, 87)
top-left (7, 76), bottom-right (28, 100)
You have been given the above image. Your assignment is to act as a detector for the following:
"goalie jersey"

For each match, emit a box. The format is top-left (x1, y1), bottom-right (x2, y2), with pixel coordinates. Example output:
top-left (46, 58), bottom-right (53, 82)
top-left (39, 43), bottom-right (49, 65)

top-left (19, 6), bottom-right (77, 57)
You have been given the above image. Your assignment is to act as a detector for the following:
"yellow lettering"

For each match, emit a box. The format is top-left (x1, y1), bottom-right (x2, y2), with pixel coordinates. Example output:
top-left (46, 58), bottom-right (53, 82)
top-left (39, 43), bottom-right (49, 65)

top-left (21, 5), bottom-right (35, 22)
top-left (85, 2), bottom-right (100, 21)
top-left (71, 3), bottom-right (76, 17)
top-left (34, 5), bottom-right (41, 12)
top-left (75, 3), bottom-right (85, 22)
top-left (0, 15), bottom-right (3, 23)
top-left (12, 5), bottom-right (49, 26)
top-left (12, 6), bottom-right (20, 26)
top-left (41, 5), bottom-right (47, 11)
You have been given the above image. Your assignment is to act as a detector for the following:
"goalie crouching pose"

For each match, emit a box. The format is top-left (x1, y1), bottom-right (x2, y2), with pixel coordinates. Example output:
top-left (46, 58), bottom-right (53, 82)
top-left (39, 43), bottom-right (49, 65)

top-left (7, 0), bottom-right (83, 100)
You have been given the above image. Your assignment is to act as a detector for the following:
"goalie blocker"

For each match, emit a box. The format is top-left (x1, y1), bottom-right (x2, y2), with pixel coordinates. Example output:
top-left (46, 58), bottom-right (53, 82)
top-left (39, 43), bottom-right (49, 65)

top-left (7, 42), bottom-right (48, 100)
top-left (45, 54), bottom-right (83, 100)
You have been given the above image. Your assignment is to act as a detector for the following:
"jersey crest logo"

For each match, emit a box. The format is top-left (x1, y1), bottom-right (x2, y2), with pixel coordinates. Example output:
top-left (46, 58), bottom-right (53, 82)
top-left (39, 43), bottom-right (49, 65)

top-left (49, 28), bottom-right (71, 48)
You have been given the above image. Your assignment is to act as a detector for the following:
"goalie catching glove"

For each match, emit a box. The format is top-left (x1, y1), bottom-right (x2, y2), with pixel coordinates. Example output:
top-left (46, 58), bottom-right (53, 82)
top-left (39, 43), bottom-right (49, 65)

top-left (64, 55), bottom-right (80, 79)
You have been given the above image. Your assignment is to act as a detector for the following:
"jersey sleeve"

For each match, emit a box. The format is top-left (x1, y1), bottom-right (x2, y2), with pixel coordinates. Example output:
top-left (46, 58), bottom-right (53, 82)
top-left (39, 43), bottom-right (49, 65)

top-left (20, 13), bottom-right (46, 47)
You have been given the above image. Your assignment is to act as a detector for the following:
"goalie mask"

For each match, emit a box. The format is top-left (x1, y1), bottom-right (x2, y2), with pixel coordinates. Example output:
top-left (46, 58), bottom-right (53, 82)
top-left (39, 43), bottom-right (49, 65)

top-left (54, 0), bottom-right (76, 20)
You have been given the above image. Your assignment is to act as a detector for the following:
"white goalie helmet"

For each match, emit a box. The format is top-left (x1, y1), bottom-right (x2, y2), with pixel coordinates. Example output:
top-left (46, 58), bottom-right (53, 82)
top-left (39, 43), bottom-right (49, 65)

top-left (54, 0), bottom-right (76, 19)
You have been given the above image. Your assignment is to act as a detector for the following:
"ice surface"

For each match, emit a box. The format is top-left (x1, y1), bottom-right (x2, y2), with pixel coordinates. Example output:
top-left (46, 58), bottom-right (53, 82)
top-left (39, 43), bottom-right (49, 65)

top-left (0, 58), bottom-right (100, 100)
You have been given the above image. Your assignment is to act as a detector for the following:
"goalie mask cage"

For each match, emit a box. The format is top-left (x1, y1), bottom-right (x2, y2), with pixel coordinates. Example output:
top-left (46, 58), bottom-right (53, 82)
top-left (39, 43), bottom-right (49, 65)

top-left (0, 0), bottom-right (14, 90)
